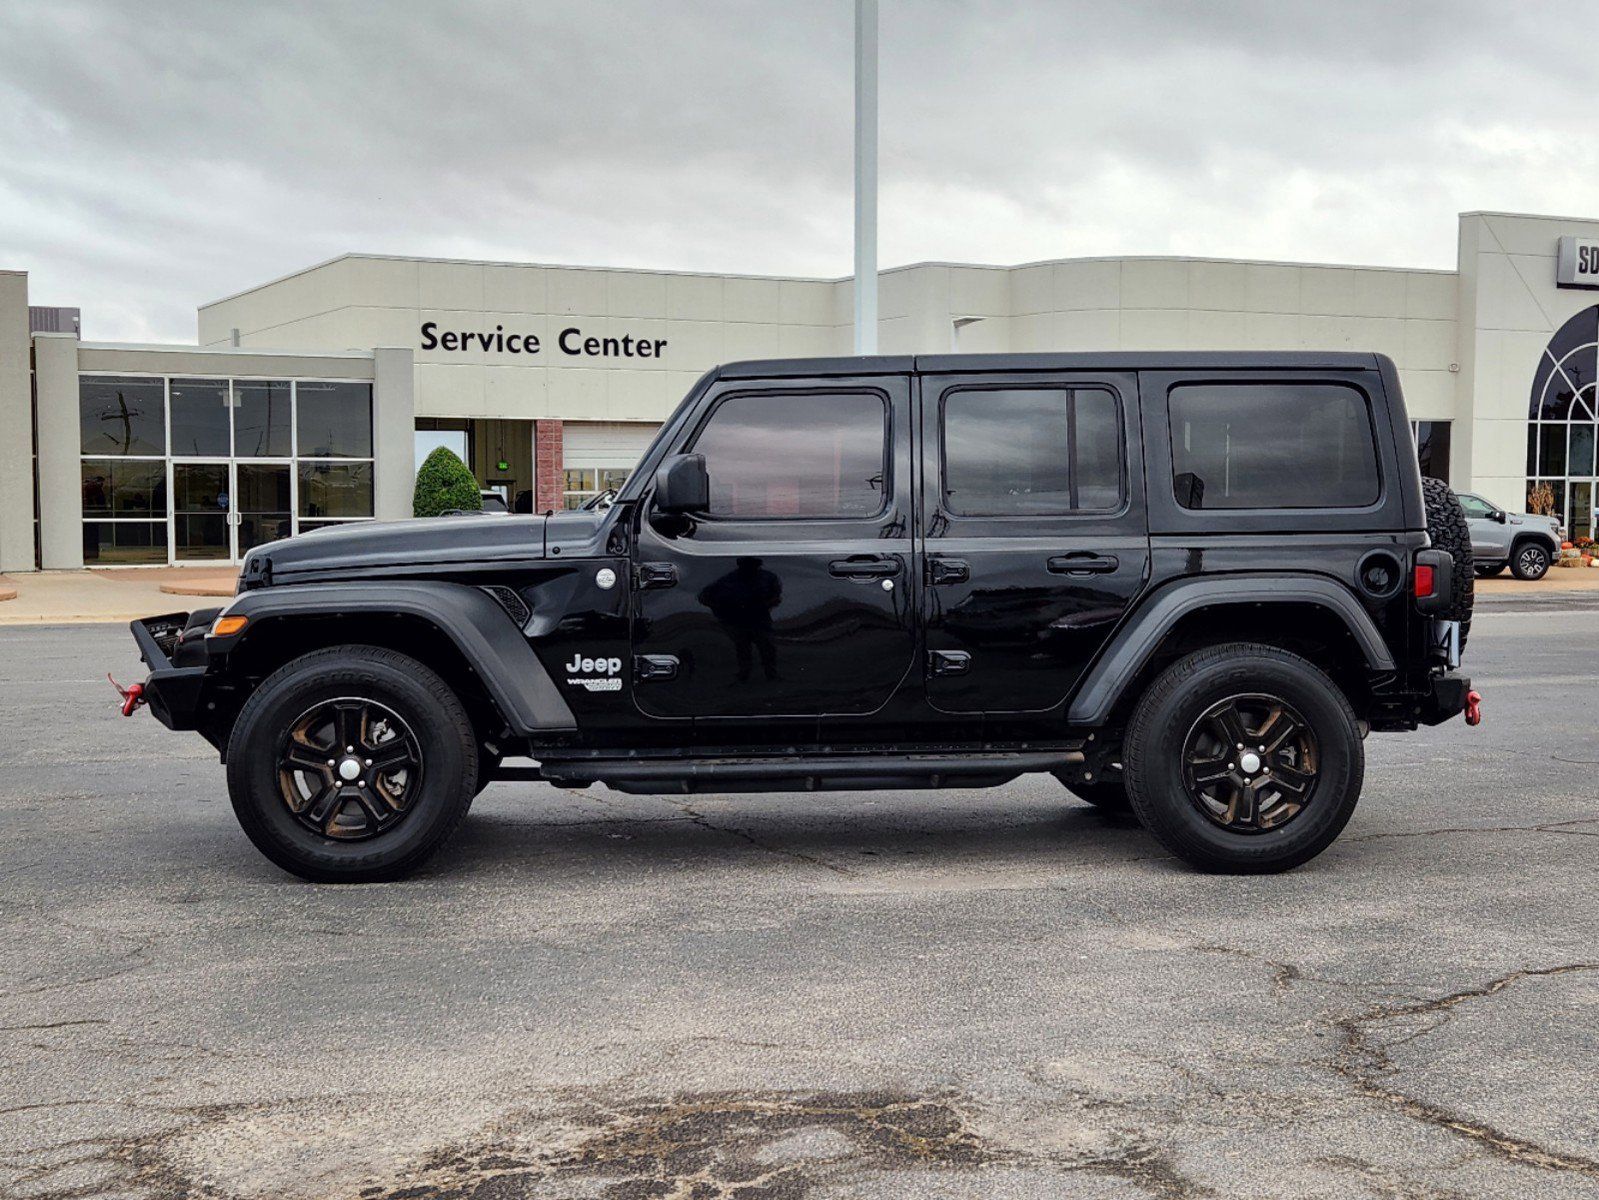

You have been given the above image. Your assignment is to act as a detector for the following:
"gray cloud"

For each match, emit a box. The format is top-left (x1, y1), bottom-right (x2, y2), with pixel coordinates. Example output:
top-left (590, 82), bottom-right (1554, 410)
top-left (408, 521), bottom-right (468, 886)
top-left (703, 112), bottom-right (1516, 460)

top-left (0, 0), bottom-right (1590, 341)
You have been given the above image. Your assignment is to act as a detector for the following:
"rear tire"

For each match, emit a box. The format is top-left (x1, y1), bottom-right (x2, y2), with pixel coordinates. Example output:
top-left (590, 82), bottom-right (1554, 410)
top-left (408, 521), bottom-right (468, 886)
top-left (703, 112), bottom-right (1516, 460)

top-left (226, 645), bottom-right (477, 882)
top-left (1420, 477), bottom-right (1473, 649)
top-left (1122, 643), bottom-right (1363, 874)
top-left (1510, 541), bottom-right (1551, 581)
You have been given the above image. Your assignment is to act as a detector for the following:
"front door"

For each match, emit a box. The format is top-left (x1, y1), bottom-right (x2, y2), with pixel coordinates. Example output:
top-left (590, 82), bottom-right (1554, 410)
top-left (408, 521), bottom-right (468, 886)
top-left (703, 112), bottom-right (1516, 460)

top-left (918, 372), bottom-right (1150, 714)
top-left (631, 376), bottom-right (917, 724)
top-left (171, 462), bottom-right (231, 561)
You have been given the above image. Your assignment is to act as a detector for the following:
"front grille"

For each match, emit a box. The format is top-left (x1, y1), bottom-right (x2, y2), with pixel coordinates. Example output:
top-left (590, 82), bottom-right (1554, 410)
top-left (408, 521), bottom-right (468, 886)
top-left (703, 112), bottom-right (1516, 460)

top-left (481, 585), bottom-right (531, 627)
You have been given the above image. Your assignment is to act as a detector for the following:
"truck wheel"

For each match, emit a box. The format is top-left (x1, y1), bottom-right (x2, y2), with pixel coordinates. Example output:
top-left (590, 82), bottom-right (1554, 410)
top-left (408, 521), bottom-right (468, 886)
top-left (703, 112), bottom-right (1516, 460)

top-left (1122, 643), bottom-right (1363, 874)
top-left (226, 646), bottom-right (477, 883)
top-left (1510, 541), bottom-right (1551, 581)
top-left (1057, 776), bottom-right (1132, 813)
top-left (1420, 477), bottom-right (1473, 649)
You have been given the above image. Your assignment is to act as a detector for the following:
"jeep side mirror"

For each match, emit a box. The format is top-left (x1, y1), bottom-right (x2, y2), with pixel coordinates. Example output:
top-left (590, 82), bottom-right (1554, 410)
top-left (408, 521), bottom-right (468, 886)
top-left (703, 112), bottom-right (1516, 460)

top-left (653, 453), bottom-right (709, 514)
top-left (1492, 510), bottom-right (1508, 524)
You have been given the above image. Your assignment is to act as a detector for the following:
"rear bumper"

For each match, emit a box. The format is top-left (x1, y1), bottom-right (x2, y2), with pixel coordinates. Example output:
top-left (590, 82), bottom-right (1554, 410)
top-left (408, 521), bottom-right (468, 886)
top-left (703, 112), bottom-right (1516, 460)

top-left (1417, 671), bottom-right (1473, 726)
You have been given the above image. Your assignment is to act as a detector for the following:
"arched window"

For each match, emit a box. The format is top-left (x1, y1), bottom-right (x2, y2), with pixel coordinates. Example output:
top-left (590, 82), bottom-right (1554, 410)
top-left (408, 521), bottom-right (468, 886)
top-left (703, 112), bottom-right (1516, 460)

top-left (1528, 305), bottom-right (1599, 539)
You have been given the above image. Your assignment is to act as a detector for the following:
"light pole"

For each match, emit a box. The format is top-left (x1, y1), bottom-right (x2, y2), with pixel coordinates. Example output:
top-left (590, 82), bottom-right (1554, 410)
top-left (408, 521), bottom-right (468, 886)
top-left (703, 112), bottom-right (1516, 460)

top-left (854, 0), bottom-right (878, 355)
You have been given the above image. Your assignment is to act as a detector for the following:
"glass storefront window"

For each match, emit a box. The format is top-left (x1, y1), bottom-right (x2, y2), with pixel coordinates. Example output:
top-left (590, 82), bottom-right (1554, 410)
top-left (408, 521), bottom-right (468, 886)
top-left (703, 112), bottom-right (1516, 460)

top-left (79, 372), bottom-right (376, 566)
top-left (296, 382), bottom-right (372, 457)
top-left (169, 379), bottom-right (231, 457)
top-left (82, 521), bottom-right (167, 565)
top-left (298, 462), bottom-right (374, 519)
top-left (81, 459), bottom-right (166, 518)
top-left (234, 381), bottom-right (293, 457)
top-left (80, 376), bottom-right (165, 456)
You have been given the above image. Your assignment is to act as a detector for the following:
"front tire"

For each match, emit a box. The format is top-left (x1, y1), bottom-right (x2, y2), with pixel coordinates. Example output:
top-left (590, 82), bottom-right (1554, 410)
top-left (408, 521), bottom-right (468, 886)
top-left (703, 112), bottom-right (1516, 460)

top-left (1511, 541), bottom-right (1551, 581)
top-left (1122, 643), bottom-right (1363, 874)
top-left (226, 646), bottom-right (478, 882)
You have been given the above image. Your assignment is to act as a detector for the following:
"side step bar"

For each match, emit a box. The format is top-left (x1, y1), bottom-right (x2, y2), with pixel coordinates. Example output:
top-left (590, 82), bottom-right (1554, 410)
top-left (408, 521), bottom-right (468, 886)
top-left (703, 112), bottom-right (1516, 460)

top-left (535, 751), bottom-right (1084, 795)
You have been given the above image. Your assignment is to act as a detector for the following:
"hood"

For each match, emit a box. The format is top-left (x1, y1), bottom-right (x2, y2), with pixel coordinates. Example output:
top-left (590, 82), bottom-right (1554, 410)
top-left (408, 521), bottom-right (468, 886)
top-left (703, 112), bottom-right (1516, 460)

top-left (240, 513), bottom-right (550, 585)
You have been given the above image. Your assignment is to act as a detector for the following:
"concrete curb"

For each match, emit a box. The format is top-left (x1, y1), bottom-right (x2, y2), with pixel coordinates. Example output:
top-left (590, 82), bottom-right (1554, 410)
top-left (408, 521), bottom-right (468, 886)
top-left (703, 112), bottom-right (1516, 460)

top-left (159, 582), bottom-right (234, 597)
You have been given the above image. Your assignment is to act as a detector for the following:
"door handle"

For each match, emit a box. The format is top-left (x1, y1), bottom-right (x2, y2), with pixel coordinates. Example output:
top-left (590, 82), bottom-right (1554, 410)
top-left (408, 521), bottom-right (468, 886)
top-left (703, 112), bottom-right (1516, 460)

top-left (1047, 553), bottom-right (1119, 575)
top-left (829, 556), bottom-right (901, 579)
top-left (637, 562), bottom-right (678, 589)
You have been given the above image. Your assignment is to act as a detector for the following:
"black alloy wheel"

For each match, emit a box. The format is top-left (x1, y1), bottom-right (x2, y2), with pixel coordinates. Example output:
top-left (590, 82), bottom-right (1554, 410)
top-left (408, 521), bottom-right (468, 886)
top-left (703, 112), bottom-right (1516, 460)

top-left (227, 645), bottom-right (477, 883)
top-left (1180, 694), bottom-right (1319, 833)
top-left (278, 697), bottom-right (424, 840)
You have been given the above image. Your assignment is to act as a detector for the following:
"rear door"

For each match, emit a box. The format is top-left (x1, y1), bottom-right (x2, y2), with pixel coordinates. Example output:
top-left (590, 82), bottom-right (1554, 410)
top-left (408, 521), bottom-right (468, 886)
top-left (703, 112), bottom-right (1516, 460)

top-left (917, 371), bottom-right (1150, 713)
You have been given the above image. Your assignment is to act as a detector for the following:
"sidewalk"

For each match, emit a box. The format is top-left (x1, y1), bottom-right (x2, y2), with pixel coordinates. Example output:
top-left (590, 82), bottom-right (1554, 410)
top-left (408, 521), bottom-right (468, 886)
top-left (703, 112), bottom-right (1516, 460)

top-left (0, 567), bottom-right (236, 625)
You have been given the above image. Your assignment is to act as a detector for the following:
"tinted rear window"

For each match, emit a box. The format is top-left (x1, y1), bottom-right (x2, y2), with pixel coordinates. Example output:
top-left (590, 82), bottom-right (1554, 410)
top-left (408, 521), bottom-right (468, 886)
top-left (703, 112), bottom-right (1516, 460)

top-left (1169, 383), bottom-right (1380, 510)
top-left (942, 386), bottom-right (1123, 515)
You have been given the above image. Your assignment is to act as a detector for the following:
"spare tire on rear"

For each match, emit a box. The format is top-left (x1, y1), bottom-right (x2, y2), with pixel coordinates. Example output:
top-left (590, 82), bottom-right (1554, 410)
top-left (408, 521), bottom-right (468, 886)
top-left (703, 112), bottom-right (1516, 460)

top-left (1420, 477), bottom-right (1473, 651)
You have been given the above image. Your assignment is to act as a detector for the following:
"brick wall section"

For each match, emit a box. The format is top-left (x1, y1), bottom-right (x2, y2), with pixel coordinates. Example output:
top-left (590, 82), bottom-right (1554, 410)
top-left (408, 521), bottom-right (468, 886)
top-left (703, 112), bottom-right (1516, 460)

top-left (534, 419), bottom-right (564, 512)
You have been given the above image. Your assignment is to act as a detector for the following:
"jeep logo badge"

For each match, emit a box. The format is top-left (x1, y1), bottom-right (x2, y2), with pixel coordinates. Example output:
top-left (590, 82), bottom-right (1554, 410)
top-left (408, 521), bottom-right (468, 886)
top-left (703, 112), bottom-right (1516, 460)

top-left (565, 653), bottom-right (623, 693)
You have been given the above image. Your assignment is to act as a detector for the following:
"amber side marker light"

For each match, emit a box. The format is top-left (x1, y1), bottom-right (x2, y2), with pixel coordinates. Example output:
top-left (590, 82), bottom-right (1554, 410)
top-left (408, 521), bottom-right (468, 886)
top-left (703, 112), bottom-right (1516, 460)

top-left (211, 614), bottom-right (249, 637)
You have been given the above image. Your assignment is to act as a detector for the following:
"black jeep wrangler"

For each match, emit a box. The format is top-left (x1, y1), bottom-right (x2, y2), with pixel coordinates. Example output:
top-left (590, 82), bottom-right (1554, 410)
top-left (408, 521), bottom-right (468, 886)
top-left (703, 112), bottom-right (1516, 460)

top-left (126, 352), bottom-right (1476, 881)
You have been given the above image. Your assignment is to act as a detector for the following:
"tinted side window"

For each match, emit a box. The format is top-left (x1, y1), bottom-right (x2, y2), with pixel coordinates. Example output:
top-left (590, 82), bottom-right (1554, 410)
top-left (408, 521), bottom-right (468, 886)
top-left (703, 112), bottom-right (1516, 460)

top-left (942, 387), bottom-right (1122, 515)
top-left (1169, 383), bottom-right (1379, 510)
top-left (689, 391), bottom-right (887, 519)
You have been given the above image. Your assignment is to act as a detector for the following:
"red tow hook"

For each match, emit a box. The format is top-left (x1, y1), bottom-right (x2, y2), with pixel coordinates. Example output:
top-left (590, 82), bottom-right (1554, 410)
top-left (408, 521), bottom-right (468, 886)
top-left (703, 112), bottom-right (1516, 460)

top-left (1464, 689), bottom-right (1483, 727)
top-left (109, 674), bottom-right (146, 717)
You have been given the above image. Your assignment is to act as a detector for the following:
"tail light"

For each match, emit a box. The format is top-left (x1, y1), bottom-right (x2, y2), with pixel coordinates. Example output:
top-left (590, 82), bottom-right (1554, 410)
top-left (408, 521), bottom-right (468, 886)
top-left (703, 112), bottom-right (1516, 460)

top-left (1413, 562), bottom-right (1436, 599)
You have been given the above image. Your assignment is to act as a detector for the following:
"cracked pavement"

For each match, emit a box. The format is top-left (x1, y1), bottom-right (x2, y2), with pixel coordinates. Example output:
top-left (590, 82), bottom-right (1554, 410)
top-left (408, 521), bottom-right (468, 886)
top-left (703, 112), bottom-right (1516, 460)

top-left (0, 606), bottom-right (1595, 1199)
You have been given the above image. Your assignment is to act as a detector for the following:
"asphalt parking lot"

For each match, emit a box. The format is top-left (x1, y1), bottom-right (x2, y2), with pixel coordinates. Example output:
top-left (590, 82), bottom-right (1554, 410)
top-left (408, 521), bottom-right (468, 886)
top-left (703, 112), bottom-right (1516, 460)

top-left (2, 599), bottom-right (1596, 1199)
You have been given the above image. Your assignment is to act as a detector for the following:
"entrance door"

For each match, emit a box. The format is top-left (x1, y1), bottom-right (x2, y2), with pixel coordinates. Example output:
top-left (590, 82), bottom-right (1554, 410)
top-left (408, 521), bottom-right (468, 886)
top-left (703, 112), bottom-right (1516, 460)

top-left (630, 376), bottom-right (917, 723)
top-left (235, 463), bottom-right (293, 555)
top-left (171, 462), bottom-right (231, 561)
top-left (918, 372), bottom-right (1150, 714)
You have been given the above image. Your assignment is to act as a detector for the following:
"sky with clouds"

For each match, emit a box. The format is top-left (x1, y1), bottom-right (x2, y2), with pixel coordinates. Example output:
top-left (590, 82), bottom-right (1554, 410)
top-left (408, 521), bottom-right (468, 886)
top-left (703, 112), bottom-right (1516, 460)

top-left (0, 0), bottom-right (1590, 342)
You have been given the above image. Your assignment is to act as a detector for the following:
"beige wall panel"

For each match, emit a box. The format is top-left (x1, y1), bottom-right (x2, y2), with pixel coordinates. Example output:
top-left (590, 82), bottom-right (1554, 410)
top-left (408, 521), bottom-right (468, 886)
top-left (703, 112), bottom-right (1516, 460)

top-left (548, 269), bottom-right (609, 317)
top-left (1188, 309), bottom-right (1250, 346)
top-left (418, 260), bottom-right (485, 311)
top-left (1056, 309), bottom-right (1122, 350)
top-left (723, 277), bottom-right (783, 324)
top-left (1403, 319), bottom-right (1457, 371)
top-left (1121, 259), bottom-right (1190, 309)
top-left (1243, 263), bottom-right (1300, 313)
top-left (482, 265), bottom-right (549, 313)
top-left (949, 267), bottom-right (1009, 316)
top-left (1188, 260), bottom-right (1251, 312)
top-left (1406, 272), bottom-right (1458, 321)
top-left (606, 271), bottom-right (669, 319)
top-left (1121, 308), bottom-right (1192, 349)
top-left (664, 274), bottom-right (724, 321)
top-left (1052, 259), bottom-right (1121, 312)
top-left (1008, 264), bottom-right (1054, 315)
top-left (482, 365), bottom-right (549, 420)
top-left (1299, 267), bottom-right (1358, 316)
top-left (1396, 370), bottom-right (1458, 419)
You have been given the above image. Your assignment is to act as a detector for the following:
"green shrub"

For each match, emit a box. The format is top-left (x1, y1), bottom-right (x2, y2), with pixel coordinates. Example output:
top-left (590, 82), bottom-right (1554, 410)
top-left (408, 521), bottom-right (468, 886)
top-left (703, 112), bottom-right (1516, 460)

top-left (413, 447), bottom-right (482, 517)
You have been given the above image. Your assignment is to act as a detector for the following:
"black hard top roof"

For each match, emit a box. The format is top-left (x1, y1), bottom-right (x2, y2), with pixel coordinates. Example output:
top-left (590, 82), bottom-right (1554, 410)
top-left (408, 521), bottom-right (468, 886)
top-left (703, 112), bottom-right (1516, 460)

top-left (716, 351), bottom-right (1385, 379)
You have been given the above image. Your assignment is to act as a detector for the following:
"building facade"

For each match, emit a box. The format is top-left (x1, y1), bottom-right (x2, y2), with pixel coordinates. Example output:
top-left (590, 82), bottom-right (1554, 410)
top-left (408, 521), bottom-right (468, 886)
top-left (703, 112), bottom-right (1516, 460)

top-left (3, 209), bottom-right (1598, 570)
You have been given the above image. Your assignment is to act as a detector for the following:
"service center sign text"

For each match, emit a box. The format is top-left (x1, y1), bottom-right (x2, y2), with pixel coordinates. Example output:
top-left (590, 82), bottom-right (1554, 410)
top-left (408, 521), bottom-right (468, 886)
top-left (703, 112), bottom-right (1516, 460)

top-left (420, 321), bottom-right (667, 359)
top-left (1556, 236), bottom-right (1599, 290)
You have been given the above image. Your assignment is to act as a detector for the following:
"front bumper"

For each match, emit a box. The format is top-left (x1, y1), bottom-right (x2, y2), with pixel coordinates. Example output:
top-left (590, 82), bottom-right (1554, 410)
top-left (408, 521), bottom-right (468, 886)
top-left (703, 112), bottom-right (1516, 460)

top-left (130, 612), bottom-right (212, 731)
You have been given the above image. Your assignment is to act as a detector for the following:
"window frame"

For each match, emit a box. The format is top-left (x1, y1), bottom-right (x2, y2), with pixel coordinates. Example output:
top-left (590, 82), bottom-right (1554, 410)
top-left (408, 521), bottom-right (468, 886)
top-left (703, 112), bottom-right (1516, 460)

top-left (680, 386), bottom-right (894, 523)
top-left (1166, 379), bottom-right (1385, 513)
top-left (936, 383), bottom-right (1128, 520)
